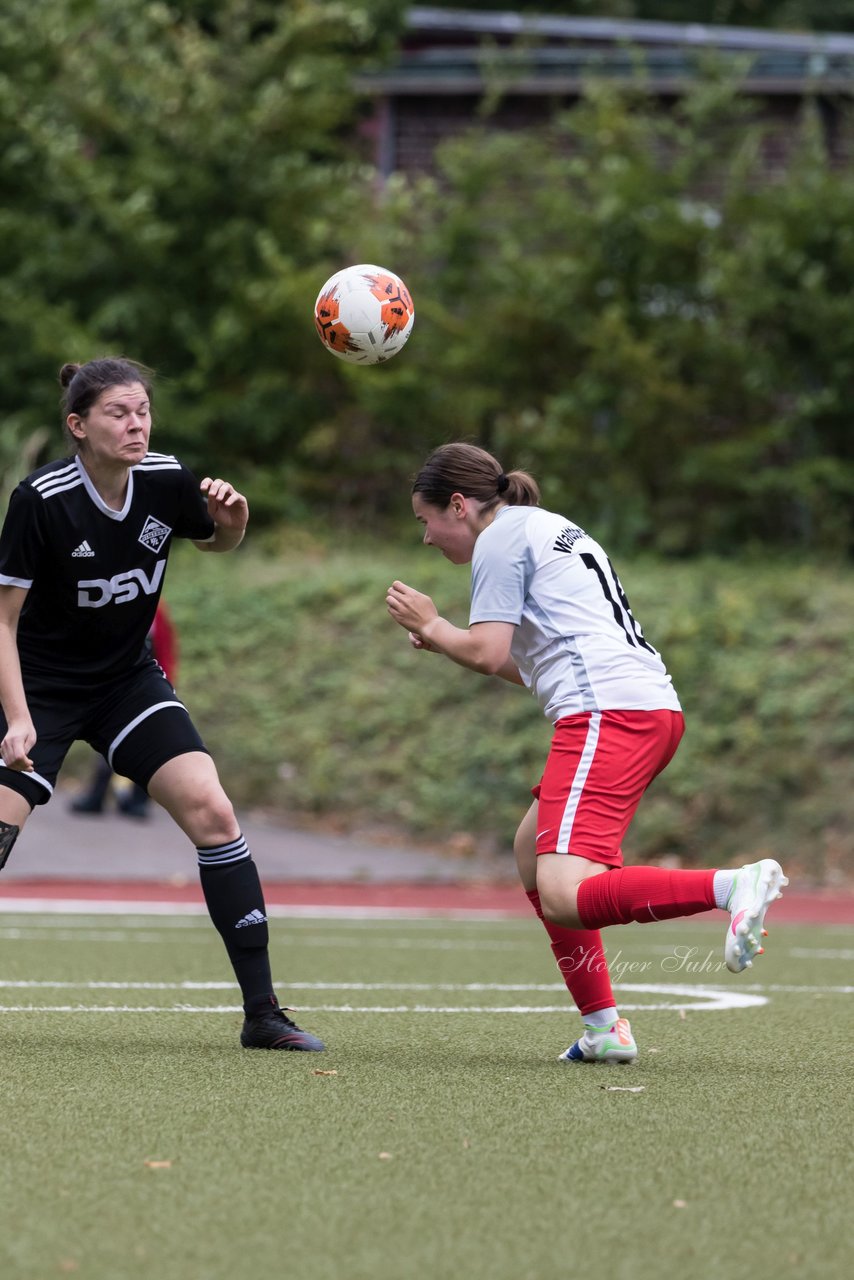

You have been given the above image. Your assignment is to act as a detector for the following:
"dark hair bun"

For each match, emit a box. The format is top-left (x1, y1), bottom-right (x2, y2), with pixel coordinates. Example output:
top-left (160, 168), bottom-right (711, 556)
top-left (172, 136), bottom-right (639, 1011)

top-left (59, 363), bottom-right (81, 388)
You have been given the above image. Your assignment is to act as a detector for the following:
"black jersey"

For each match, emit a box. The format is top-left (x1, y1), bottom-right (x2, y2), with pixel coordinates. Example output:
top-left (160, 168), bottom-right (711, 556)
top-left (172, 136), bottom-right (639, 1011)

top-left (0, 452), bottom-right (214, 685)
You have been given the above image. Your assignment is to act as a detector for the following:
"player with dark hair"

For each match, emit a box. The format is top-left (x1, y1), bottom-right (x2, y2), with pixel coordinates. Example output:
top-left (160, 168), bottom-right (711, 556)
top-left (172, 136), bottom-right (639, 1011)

top-left (0, 357), bottom-right (324, 1052)
top-left (387, 442), bottom-right (788, 1064)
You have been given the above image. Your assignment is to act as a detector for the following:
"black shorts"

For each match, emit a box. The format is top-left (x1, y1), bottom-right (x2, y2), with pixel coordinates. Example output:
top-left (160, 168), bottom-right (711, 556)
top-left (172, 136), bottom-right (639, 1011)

top-left (0, 657), bottom-right (208, 809)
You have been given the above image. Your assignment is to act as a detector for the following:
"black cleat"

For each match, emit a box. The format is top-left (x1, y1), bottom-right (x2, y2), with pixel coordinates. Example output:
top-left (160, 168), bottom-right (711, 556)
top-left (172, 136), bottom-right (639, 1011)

top-left (240, 1005), bottom-right (325, 1052)
top-left (117, 795), bottom-right (150, 820)
top-left (70, 794), bottom-right (104, 815)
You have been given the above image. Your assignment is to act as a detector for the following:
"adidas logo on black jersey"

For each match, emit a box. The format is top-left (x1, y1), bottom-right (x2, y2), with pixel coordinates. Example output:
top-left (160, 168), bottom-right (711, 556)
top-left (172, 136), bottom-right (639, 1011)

top-left (71, 540), bottom-right (95, 557)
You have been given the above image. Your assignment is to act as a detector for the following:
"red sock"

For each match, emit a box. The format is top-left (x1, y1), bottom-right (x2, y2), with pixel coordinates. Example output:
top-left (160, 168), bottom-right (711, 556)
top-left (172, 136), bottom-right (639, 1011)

top-left (527, 889), bottom-right (615, 1017)
top-left (576, 867), bottom-right (716, 929)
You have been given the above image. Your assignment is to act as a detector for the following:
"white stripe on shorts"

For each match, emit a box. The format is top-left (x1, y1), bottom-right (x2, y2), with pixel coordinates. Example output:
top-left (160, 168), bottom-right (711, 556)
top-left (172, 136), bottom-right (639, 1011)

top-left (0, 761), bottom-right (54, 796)
top-left (555, 711), bottom-right (601, 853)
top-left (107, 701), bottom-right (186, 768)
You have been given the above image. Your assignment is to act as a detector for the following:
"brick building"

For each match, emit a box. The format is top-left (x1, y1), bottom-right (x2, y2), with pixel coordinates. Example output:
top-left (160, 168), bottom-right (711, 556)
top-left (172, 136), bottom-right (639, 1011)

top-left (357, 6), bottom-right (854, 177)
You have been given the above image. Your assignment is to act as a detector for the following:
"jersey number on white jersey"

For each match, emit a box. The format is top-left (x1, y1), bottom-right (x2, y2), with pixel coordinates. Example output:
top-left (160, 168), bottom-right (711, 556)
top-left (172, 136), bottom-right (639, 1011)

top-left (580, 552), bottom-right (655, 653)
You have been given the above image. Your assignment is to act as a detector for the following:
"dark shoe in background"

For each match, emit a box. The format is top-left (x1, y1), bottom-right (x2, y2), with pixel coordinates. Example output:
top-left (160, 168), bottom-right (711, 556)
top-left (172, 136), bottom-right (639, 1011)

top-left (117, 791), bottom-right (150, 820)
top-left (70, 793), bottom-right (105, 815)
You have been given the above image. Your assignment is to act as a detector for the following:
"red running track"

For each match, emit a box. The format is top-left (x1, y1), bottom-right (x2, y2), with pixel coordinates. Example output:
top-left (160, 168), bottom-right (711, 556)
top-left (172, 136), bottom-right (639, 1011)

top-left (1, 879), bottom-right (853, 923)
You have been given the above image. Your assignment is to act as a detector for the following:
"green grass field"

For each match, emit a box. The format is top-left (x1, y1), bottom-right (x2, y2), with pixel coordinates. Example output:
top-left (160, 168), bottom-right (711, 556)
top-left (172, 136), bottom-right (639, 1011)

top-left (1, 907), bottom-right (851, 1279)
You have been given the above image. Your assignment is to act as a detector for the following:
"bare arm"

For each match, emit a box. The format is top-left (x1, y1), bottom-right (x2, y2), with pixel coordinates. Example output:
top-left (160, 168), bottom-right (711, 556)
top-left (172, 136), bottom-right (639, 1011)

top-left (386, 579), bottom-right (516, 677)
top-left (0, 585), bottom-right (35, 770)
top-left (192, 477), bottom-right (249, 553)
top-left (408, 629), bottom-right (524, 685)
top-left (492, 654), bottom-right (525, 686)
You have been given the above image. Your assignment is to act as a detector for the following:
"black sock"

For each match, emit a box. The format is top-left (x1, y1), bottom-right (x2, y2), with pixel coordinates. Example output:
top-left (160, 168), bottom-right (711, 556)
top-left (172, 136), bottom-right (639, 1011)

top-left (196, 836), bottom-right (277, 1016)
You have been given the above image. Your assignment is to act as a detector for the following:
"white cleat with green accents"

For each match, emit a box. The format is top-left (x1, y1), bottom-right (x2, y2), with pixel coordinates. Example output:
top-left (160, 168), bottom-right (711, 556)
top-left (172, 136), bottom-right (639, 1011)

top-left (559, 1017), bottom-right (638, 1065)
top-left (725, 859), bottom-right (788, 973)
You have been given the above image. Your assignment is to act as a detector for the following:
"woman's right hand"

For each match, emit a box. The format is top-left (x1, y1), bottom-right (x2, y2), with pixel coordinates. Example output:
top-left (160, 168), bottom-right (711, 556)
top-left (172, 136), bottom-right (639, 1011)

top-left (386, 580), bottom-right (439, 636)
top-left (0, 719), bottom-right (36, 771)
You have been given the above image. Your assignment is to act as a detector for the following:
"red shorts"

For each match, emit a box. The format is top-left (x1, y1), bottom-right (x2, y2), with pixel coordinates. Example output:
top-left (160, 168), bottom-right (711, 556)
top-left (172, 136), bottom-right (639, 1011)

top-left (532, 709), bottom-right (684, 865)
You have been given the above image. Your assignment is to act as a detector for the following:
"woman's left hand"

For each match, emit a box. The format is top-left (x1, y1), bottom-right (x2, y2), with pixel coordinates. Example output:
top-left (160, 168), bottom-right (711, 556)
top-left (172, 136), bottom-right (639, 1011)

top-left (200, 477), bottom-right (249, 532)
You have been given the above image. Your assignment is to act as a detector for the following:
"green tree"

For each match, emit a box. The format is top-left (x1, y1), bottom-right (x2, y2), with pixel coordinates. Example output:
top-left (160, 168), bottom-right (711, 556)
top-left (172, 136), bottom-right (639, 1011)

top-left (2, 4), bottom-right (852, 553)
top-left (0, 0), bottom-right (402, 511)
top-left (347, 83), bottom-right (854, 553)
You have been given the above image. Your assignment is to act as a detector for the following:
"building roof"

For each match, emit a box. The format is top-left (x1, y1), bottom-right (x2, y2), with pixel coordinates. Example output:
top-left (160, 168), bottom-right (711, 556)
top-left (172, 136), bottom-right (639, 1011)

top-left (360, 6), bottom-right (854, 95)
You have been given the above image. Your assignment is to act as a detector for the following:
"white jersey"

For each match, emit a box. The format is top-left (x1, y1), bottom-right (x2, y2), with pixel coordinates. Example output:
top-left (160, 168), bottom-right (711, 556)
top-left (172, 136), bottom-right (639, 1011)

top-left (469, 506), bottom-right (681, 722)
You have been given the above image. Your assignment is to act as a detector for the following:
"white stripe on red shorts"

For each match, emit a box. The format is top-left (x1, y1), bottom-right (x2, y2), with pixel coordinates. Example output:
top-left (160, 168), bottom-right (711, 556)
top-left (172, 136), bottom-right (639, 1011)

top-left (534, 709), bottom-right (684, 864)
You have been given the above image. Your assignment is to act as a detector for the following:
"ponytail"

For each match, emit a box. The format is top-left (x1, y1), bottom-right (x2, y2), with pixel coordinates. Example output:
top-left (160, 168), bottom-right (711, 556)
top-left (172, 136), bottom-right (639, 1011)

top-left (413, 443), bottom-right (540, 510)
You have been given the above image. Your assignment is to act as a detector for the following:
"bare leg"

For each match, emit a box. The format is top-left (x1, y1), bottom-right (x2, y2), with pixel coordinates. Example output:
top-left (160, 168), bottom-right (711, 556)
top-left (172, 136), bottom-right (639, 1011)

top-left (536, 851), bottom-right (609, 928)
top-left (0, 787), bottom-right (31, 873)
top-left (513, 801), bottom-right (539, 892)
top-left (0, 788), bottom-right (32, 830)
top-left (147, 751), bottom-right (239, 845)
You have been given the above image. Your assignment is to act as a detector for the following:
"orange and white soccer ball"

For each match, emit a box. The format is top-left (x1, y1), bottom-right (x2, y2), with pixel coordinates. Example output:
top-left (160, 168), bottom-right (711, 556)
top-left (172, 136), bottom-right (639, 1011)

top-left (314, 264), bottom-right (415, 364)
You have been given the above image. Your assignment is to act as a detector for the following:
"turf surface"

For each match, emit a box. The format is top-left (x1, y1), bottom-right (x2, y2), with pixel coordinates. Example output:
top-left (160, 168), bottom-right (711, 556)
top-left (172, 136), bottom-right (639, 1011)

top-left (0, 910), bottom-right (851, 1279)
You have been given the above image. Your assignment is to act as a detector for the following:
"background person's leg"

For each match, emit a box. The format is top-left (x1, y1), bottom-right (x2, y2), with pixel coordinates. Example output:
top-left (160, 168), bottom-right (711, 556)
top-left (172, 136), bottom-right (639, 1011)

top-left (70, 755), bottom-right (113, 814)
top-left (116, 779), bottom-right (150, 819)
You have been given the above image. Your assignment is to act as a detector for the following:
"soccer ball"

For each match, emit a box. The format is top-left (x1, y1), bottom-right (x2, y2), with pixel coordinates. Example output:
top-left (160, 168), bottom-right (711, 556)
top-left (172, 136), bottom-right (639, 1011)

top-left (314, 264), bottom-right (415, 364)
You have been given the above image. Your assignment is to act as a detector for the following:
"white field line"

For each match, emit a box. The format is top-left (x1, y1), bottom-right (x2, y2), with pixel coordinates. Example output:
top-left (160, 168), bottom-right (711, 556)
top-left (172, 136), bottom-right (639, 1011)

top-left (0, 927), bottom-right (526, 951)
top-left (0, 912), bottom-right (535, 932)
top-left (0, 980), bottom-right (768, 1013)
top-left (0, 898), bottom-right (521, 921)
top-left (0, 1002), bottom-right (758, 1014)
top-left (788, 948), bottom-right (854, 960)
top-left (1, 979), bottom-right (849, 995)
top-left (0, 979), bottom-right (600, 991)
top-left (2, 909), bottom-right (852, 963)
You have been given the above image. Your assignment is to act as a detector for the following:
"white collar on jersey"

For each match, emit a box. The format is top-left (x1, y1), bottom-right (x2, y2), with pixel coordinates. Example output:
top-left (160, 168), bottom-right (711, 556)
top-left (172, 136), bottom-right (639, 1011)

top-left (75, 455), bottom-right (135, 521)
